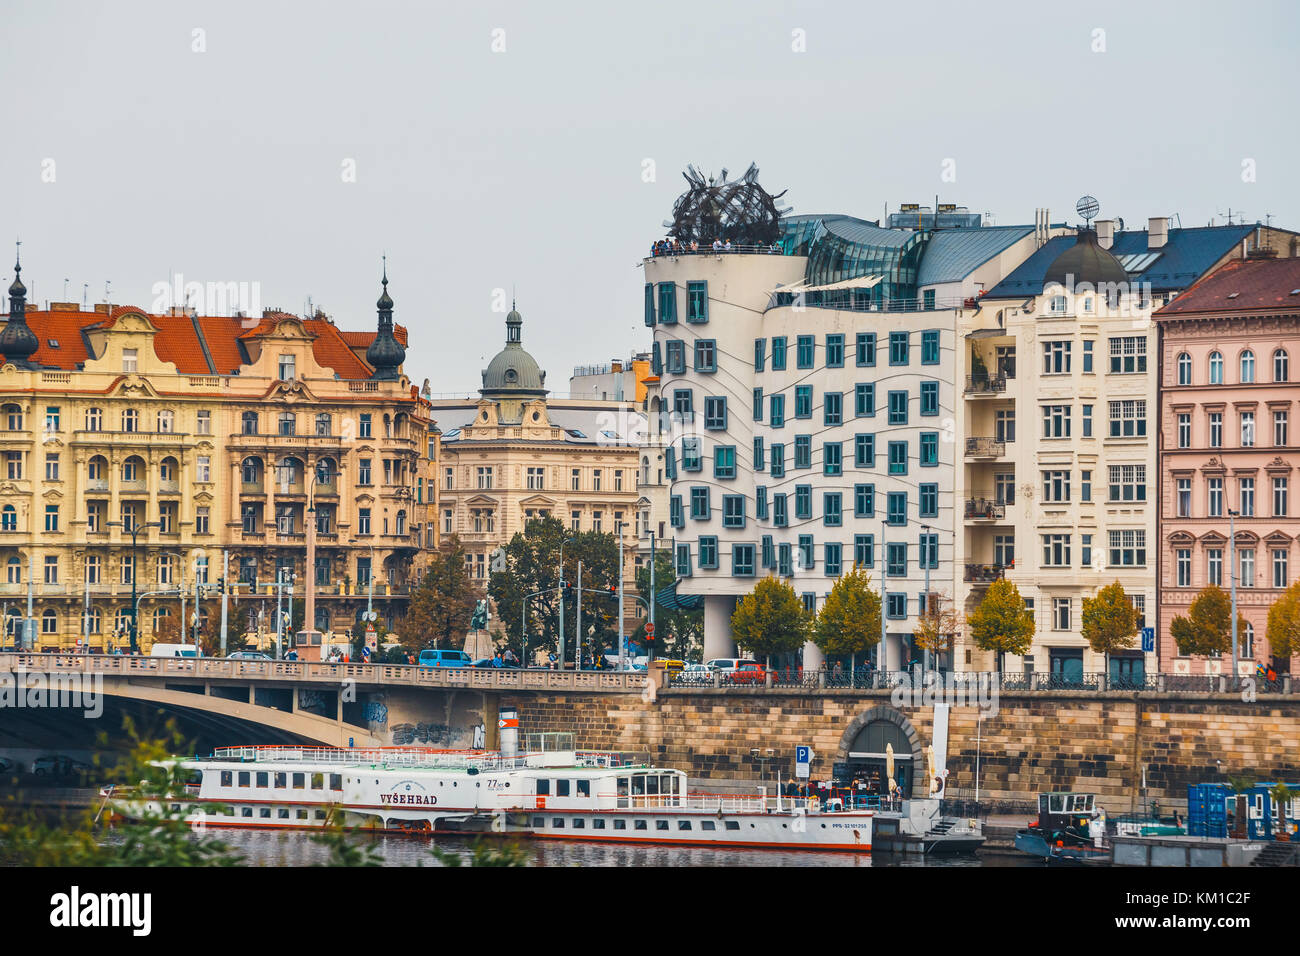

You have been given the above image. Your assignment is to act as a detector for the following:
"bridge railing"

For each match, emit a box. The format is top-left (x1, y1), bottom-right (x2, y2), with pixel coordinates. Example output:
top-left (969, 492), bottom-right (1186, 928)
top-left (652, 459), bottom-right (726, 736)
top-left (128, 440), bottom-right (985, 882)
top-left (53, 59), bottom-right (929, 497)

top-left (0, 653), bottom-right (651, 693)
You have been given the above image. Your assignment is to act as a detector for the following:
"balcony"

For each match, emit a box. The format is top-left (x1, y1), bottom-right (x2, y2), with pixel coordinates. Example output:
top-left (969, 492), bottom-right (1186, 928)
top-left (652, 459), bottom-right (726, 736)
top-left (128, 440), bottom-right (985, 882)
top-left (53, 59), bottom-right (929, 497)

top-left (964, 563), bottom-right (1007, 583)
top-left (964, 375), bottom-right (1008, 396)
top-left (964, 437), bottom-right (1006, 458)
top-left (963, 498), bottom-right (1007, 521)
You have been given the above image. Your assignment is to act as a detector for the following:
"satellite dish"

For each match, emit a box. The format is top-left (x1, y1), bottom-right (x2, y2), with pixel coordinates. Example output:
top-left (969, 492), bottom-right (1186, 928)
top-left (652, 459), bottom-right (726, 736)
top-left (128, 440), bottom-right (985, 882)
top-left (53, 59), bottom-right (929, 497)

top-left (1076, 195), bottom-right (1100, 224)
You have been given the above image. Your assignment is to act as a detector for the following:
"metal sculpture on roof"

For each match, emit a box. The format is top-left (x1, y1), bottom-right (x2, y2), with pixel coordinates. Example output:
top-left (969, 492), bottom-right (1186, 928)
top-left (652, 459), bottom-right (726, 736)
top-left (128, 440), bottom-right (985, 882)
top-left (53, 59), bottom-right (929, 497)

top-left (664, 163), bottom-right (791, 245)
top-left (1076, 195), bottom-right (1100, 225)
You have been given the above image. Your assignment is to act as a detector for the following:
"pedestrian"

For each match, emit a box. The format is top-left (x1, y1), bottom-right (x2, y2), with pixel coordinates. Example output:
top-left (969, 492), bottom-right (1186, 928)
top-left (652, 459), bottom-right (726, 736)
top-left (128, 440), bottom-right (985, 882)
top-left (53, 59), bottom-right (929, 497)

top-left (492, 651), bottom-right (503, 668)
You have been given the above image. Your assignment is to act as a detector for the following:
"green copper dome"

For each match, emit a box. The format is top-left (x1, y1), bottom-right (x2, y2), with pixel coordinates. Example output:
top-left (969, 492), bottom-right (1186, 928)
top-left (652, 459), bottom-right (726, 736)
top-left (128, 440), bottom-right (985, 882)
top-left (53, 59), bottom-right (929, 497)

top-left (481, 307), bottom-right (547, 396)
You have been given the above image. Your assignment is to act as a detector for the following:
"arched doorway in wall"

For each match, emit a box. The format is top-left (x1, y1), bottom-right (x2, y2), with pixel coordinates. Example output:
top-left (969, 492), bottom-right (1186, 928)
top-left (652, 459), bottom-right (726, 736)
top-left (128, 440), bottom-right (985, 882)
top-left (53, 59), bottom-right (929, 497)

top-left (835, 706), bottom-right (925, 798)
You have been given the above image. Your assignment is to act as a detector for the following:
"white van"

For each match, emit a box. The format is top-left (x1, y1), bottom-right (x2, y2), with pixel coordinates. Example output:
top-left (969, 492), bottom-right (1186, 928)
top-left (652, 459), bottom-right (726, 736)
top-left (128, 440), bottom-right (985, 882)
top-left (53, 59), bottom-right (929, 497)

top-left (704, 658), bottom-right (758, 674)
top-left (150, 643), bottom-right (198, 658)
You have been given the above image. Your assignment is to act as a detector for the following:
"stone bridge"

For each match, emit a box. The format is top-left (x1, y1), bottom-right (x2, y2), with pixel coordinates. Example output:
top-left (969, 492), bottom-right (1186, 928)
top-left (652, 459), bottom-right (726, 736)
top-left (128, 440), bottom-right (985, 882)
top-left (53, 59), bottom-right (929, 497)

top-left (0, 654), bottom-right (649, 751)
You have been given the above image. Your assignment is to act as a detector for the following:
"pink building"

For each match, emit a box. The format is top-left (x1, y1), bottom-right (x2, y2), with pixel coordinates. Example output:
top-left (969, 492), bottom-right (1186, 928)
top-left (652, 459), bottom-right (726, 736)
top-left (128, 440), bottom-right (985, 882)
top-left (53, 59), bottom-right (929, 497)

top-left (1156, 255), bottom-right (1300, 676)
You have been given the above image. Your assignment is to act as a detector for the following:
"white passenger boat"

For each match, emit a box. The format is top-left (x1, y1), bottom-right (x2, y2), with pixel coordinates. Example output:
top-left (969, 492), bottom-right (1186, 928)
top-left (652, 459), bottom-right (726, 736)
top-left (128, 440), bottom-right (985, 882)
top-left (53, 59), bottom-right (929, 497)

top-left (106, 732), bottom-right (878, 852)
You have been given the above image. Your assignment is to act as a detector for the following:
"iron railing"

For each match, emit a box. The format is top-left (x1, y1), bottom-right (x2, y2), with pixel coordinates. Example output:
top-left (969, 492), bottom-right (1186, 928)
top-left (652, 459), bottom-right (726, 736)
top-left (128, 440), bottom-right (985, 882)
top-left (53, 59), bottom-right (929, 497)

top-left (963, 498), bottom-right (1007, 520)
top-left (964, 563), bottom-right (1007, 582)
top-left (965, 375), bottom-right (1008, 394)
top-left (964, 437), bottom-right (1007, 457)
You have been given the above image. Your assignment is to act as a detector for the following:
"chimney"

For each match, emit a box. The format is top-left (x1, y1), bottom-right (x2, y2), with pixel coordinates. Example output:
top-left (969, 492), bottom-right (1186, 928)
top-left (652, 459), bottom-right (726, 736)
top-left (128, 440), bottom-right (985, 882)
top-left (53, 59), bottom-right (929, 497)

top-left (1148, 217), bottom-right (1169, 250)
top-left (94, 303), bottom-right (111, 314)
top-left (611, 359), bottom-right (623, 373)
top-left (1095, 220), bottom-right (1114, 250)
top-left (49, 302), bottom-right (80, 312)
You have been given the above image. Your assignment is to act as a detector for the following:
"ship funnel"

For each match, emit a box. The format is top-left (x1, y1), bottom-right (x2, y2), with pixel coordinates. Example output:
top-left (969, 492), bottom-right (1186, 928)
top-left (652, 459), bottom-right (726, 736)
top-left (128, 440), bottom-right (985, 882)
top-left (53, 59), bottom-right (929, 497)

top-left (498, 707), bottom-right (519, 758)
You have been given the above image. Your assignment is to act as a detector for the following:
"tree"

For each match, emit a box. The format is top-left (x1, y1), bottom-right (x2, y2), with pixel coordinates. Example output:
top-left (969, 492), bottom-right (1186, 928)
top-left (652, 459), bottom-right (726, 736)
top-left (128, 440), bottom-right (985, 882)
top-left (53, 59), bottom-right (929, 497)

top-left (731, 576), bottom-right (810, 666)
top-left (632, 549), bottom-right (703, 662)
top-left (967, 578), bottom-right (1034, 672)
top-left (488, 516), bottom-right (621, 664)
top-left (812, 566), bottom-right (881, 672)
top-left (1266, 579), bottom-right (1300, 662)
top-left (1081, 581), bottom-right (1139, 680)
top-left (1170, 585), bottom-right (1248, 659)
top-left (913, 591), bottom-right (963, 670)
top-left (404, 536), bottom-right (480, 651)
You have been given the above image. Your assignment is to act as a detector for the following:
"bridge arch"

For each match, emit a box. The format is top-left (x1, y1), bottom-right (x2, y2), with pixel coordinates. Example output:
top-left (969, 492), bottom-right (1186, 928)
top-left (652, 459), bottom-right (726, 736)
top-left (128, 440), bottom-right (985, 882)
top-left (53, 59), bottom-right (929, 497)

top-left (835, 705), bottom-right (925, 798)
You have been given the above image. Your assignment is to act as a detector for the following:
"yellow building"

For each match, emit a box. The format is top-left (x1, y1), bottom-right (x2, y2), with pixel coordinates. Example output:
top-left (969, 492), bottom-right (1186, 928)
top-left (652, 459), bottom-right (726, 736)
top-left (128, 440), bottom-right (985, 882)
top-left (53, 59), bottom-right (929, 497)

top-left (0, 259), bottom-right (435, 651)
top-left (430, 307), bottom-right (642, 652)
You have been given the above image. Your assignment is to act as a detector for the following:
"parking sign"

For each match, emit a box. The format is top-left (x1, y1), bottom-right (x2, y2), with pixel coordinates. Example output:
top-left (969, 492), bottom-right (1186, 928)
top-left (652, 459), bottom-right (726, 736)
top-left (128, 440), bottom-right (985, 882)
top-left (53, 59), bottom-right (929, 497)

top-left (795, 745), bottom-right (812, 779)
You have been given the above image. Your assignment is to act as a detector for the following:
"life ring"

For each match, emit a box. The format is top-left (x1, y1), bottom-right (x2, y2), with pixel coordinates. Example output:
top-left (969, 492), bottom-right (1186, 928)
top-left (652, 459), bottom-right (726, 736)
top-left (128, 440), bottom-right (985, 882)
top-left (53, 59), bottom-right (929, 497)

top-left (932, 775), bottom-right (945, 794)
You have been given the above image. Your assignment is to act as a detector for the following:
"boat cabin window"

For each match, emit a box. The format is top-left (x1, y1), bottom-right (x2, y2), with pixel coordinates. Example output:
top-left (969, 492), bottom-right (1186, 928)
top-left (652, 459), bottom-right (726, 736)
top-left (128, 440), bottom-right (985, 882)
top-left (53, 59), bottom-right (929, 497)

top-left (292, 773), bottom-right (305, 789)
top-left (220, 771), bottom-right (233, 787)
top-left (1047, 794), bottom-right (1066, 813)
top-left (656, 820), bottom-right (669, 831)
top-left (315, 810), bottom-right (326, 820)
top-left (532, 817), bottom-right (545, 827)
top-left (329, 774), bottom-right (342, 791)
top-left (701, 821), bottom-right (716, 831)
top-left (592, 818), bottom-right (605, 829)
top-left (724, 821), bottom-right (740, 831)
top-left (241, 808), bottom-right (252, 817)
top-left (677, 820), bottom-right (691, 831)
top-left (613, 819), bottom-right (626, 830)
top-left (238, 772), bottom-right (250, 788)
top-left (256, 772), bottom-right (268, 788)
top-left (572, 818), bottom-right (585, 829)
top-left (274, 772), bottom-right (287, 789)
top-left (635, 820), bottom-right (647, 830)
top-left (552, 817), bottom-right (564, 828)
top-left (577, 780), bottom-right (590, 797)
top-left (311, 773), bottom-right (324, 790)
top-left (646, 776), bottom-right (659, 796)
top-left (278, 809), bottom-right (289, 819)
top-left (259, 808), bottom-right (271, 818)
top-left (557, 780), bottom-right (570, 797)
top-left (537, 779), bottom-right (551, 796)
top-left (1071, 795), bottom-right (1093, 812)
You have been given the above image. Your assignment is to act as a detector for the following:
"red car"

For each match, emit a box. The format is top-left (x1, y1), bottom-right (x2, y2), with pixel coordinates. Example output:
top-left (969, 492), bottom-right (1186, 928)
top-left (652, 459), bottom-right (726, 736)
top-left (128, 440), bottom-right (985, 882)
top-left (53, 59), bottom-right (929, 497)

top-left (725, 663), bottom-right (771, 685)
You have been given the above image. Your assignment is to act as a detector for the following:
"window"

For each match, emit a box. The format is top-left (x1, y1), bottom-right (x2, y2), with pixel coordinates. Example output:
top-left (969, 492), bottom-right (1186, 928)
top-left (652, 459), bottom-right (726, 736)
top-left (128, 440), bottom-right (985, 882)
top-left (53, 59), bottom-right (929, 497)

top-left (888, 390), bottom-right (908, 425)
top-left (1043, 340), bottom-right (1071, 374)
top-left (1107, 464), bottom-right (1146, 502)
top-left (44, 453), bottom-right (58, 481)
top-left (771, 336), bottom-right (787, 370)
top-left (854, 483), bottom-right (875, 518)
top-left (919, 432), bottom-right (938, 467)
top-left (889, 331), bottom-right (908, 365)
top-left (356, 459), bottom-right (372, 485)
top-left (794, 485), bottom-right (812, 520)
top-left (753, 388), bottom-right (763, 421)
top-left (359, 413), bottom-right (372, 438)
top-left (44, 505), bottom-right (58, 532)
top-left (686, 280), bottom-right (708, 322)
top-left (704, 397), bottom-right (727, 430)
top-left (1240, 477), bottom-right (1255, 516)
top-left (674, 543), bottom-right (689, 575)
top-left (824, 391), bottom-right (842, 426)
top-left (1274, 549), bottom-right (1290, 589)
top-left (85, 407), bottom-right (102, 431)
top-left (122, 348), bottom-right (138, 373)
top-left (1053, 598), bottom-right (1071, 631)
top-left (278, 412), bottom-right (295, 436)
top-left (923, 289), bottom-right (936, 311)
top-left (477, 466), bottom-right (494, 489)
top-left (657, 282), bottom-right (677, 324)
top-left (823, 441), bottom-right (842, 476)
top-left (1109, 336), bottom-right (1147, 374)
top-left (1208, 477), bottom-right (1224, 517)
top-left (732, 544), bottom-right (755, 576)
top-left (1178, 413), bottom-right (1191, 448)
top-left (663, 340), bottom-right (684, 374)
top-left (1081, 470), bottom-right (1092, 502)
top-left (796, 335), bottom-right (815, 369)
top-left (1177, 352), bottom-right (1192, 385)
top-left (1177, 478), bottom-right (1192, 516)
top-left (794, 436), bottom-right (811, 469)
top-left (920, 381), bottom-right (939, 416)
top-left (853, 533), bottom-right (874, 569)
top-left (823, 492), bottom-right (841, 526)
top-left (196, 456), bottom-right (211, 482)
top-left (1081, 534), bottom-right (1093, 568)
top-left (797, 535), bottom-right (814, 572)
top-left (1239, 548), bottom-right (1255, 588)
top-left (795, 385), bottom-right (812, 419)
top-left (754, 338), bottom-right (765, 371)
top-left (919, 483), bottom-right (938, 518)
top-left (1042, 404), bottom-right (1071, 438)
top-left (44, 555), bottom-right (58, 585)
top-left (1042, 534), bottom-right (1071, 567)
top-left (886, 593), bottom-right (906, 619)
top-left (697, 536), bottom-right (718, 570)
top-left (1207, 549), bottom-right (1223, 587)
top-left (357, 508), bottom-right (371, 535)
top-left (1050, 294), bottom-right (1067, 313)
top-left (1276, 410), bottom-right (1289, 446)
top-left (995, 409), bottom-right (1015, 443)
top-left (690, 487), bottom-right (710, 520)
top-left (856, 332), bottom-right (876, 367)
top-left (1275, 477), bottom-right (1289, 517)
top-left (121, 408), bottom-right (139, 432)
top-left (694, 339), bottom-right (716, 372)
top-left (768, 442), bottom-right (783, 477)
top-left (1108, 400), bottom-right (1147, 437)
top-left (1209, 412), bottom-right (1223, 448)
top-left (994, 537), bottom-right (1015, 570)
top-left (887, 491), bottom-right (906, 526)
top-left (824, 543), bottom-right (842, 576)
top-left (196, 409), bottom-right (211, 434)
top-left (887, 542), bottom-right (907, 577)
top-left (773, 493), bottom-right (788, 527)
top-left (1082, 404), bottom-right (1092, 438)
top-left (1108, 530), bottom-right (1146, 567)
top-left (1177, 549), bottom-right (1191, 587)
top-left (1275, 348), bottom-right (1289, 383)
top-left (669, 496), bottom-right (683, 528)
top-left (1209, 351), bottom-right (1223, 384)
top-left (921, 329), bottom-right (940, 364)
top-left (1241, 411), bottom-right (1255, 447)
top-left (1080, 340), bottom-right (1093, 373)
top-left (855, 383), bottom-right (875, 417)
top-left (278, 354), bottom-right (296, 380)
top-left (714, 445), bottom-right (736, 479)
top-left (887, 441), bottom-right (907, 475)
top-left (855, 434), bottom-right (875, 469)
top-left (1240, 350), bottom-right (1255, 384)
top-left (919, 532), bottom-right (938, 569)
top-left (769, 394), bottom-right (785, 428)
top-left (826, 333), bottom-right (844, 367)
top-left (1042, 470), bottom-right (1071, 503)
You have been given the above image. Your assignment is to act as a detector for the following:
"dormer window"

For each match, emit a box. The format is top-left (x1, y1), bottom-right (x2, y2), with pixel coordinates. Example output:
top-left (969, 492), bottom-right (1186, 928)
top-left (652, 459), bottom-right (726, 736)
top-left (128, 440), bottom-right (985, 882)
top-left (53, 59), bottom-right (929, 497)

top-left (1050, 295), bottom-right (1067, 313)
top-left (122, 348), bottom-right (138, 373)
top-left (278, 354), bottom-right (295, 381)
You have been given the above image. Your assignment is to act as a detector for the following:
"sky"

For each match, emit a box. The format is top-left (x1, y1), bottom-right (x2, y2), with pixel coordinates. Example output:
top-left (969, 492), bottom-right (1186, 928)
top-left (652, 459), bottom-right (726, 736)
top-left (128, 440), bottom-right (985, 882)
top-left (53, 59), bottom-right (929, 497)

top-left (3, 0), bottom-right (1297, 394)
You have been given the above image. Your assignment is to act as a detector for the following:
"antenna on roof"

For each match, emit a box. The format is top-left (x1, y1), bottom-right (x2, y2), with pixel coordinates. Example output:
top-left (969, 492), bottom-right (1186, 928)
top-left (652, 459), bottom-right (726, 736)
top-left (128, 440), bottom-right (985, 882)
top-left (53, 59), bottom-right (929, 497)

top-left (105, 280), bottom-right (111, 306)
top-left (82, 283), bottom-right (88, 310)
top-left (63, 278), bottom-right (68, 299)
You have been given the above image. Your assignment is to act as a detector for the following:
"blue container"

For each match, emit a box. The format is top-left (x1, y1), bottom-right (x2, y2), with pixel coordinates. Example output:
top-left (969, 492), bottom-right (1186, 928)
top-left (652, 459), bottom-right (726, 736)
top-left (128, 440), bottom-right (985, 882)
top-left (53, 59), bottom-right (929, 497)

top-left (1187, 783), bottom-right (1232, 838)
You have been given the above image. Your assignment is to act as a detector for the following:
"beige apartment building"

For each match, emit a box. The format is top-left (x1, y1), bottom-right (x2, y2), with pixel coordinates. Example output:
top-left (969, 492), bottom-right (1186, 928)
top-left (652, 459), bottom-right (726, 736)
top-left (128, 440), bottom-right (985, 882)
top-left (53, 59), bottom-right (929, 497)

top-left (0, 261), bottom-right (435, 651)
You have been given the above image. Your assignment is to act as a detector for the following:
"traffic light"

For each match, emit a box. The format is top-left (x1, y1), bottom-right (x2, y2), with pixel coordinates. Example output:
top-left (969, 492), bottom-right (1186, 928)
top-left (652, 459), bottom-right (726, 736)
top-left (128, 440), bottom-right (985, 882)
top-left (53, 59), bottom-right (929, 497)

top-left (606, 583), bottom-right (618, 597)
top-left (645, 621), bottom-right (655, 644)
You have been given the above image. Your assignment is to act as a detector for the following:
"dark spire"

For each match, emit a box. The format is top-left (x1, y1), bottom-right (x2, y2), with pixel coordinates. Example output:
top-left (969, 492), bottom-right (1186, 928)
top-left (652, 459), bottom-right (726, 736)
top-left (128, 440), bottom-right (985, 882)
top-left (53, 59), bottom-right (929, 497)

top-left (0, 242), bottom-right (39, 368)
top-left (366, 257), bottom-right (405, 381)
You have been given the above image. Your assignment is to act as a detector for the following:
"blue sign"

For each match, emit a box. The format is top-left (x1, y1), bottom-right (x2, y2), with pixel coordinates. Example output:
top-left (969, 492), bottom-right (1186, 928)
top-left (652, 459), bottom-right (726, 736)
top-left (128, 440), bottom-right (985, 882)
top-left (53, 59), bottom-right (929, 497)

top-left (796, 746), bottom-right (810, 763)
top-left (1141, 627), bottom-right (1155, 653)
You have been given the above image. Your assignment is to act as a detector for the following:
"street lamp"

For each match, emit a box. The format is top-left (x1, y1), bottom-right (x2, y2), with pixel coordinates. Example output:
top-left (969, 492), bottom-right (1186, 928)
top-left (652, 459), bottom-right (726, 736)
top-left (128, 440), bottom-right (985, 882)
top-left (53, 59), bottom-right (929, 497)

top-left (559, 536), bottom-right (575, 668)
top-left (159, 550), bottom-right (188, 649)
top-left (1228, 509), bottom-right (1240, 681)
top-left (107, 519), bottom-right (161, 653)
top-left (298, 459), bottom-right (338, 660)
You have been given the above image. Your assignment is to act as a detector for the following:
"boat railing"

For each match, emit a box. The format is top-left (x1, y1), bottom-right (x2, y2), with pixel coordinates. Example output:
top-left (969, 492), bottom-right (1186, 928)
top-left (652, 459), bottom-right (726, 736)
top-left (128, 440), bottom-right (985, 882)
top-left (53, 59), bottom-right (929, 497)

top-left (206, 745), bottom-right (641, 771)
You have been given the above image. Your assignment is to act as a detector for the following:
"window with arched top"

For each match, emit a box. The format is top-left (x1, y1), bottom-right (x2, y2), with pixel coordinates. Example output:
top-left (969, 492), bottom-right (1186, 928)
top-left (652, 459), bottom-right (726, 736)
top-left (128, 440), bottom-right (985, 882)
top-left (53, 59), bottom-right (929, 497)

top-left (84, 407), bottom-right (103, 431)
top-left (41, 608), bottom-right (58, 634)
top-left (122, 455), bottom-right (145, 482)
top-left (1176, 352), bottom-right (1192, 386)
top-left (85, 606), bottom-right (102, 634)
top-left (241, 411), bottom-right (258, 435)
top-left (1, 505), bottom-right (16, 532)
top-left (6, 556), bottom-right (19, 583)
top-left (315, 413), bottom-right (331, 436)
top-left (395, 510), bottom-right (407, 536)
top-left (88, 455), bottom-right (107, 483)
top-left (159, 457), bottom-right (178, 482)
top-left (1275, 348), bottom-right (1289, 383)
top-left (1241, 349), bottom-right (1255, 384)
top-left (242, 456), bottom-right (263, 484)
top-left (3, 404), bottom-right (22, 431)
top-left (1209, 351), bottom-right (1223, 385)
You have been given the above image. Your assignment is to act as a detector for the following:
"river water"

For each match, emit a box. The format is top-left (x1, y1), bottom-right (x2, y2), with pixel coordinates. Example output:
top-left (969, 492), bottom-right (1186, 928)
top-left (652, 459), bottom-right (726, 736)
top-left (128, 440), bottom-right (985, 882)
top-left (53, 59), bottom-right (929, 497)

top-left (207, 829), bottom-right (1035, 866)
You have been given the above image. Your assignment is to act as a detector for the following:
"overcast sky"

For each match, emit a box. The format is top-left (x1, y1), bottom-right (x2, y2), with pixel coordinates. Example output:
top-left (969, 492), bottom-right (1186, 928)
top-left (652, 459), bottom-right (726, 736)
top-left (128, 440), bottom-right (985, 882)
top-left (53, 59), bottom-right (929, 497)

top-left (4, 0), bottom-right (1297, 393)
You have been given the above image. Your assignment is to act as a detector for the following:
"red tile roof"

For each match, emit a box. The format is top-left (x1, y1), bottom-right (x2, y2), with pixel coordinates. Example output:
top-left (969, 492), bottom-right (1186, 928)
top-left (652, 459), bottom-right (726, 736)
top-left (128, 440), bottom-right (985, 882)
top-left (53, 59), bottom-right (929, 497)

top-left (1157, 256), bottom-right (1300, 316)
top-left (340, 324), bottom-right (408, 348)
top-left (1, 307), bottom-right (392, 380)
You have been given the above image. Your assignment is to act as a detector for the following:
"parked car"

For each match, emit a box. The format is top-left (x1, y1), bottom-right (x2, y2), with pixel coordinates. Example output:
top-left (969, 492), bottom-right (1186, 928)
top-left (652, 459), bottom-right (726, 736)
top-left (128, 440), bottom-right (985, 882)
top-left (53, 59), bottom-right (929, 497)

top-left (31, 755), bottom-right (93, 777)
top-left (418, 649), bottom-right (472, 668)
top-left (0, 757), bottom-right (19, 774)
top-left (472, 658), bottom-right (521, 669)
top-left (725, 663), bottom-right (771, 685)
top-left (705, 657), bottom-right (759, 674)
top-left (150, 643), bottom-right (198, 659)
top-left (677, 663), bottom-right (715, 685)
top-left (227, 651), bottom-right (271, 660)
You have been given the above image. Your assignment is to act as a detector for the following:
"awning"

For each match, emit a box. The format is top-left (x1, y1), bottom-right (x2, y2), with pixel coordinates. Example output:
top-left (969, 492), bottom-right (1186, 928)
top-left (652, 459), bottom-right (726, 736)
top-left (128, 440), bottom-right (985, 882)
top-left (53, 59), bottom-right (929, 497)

top-left (655, 582), bottom-right (702, 611)
top-left (772, 275), bottom-right (885, 296)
